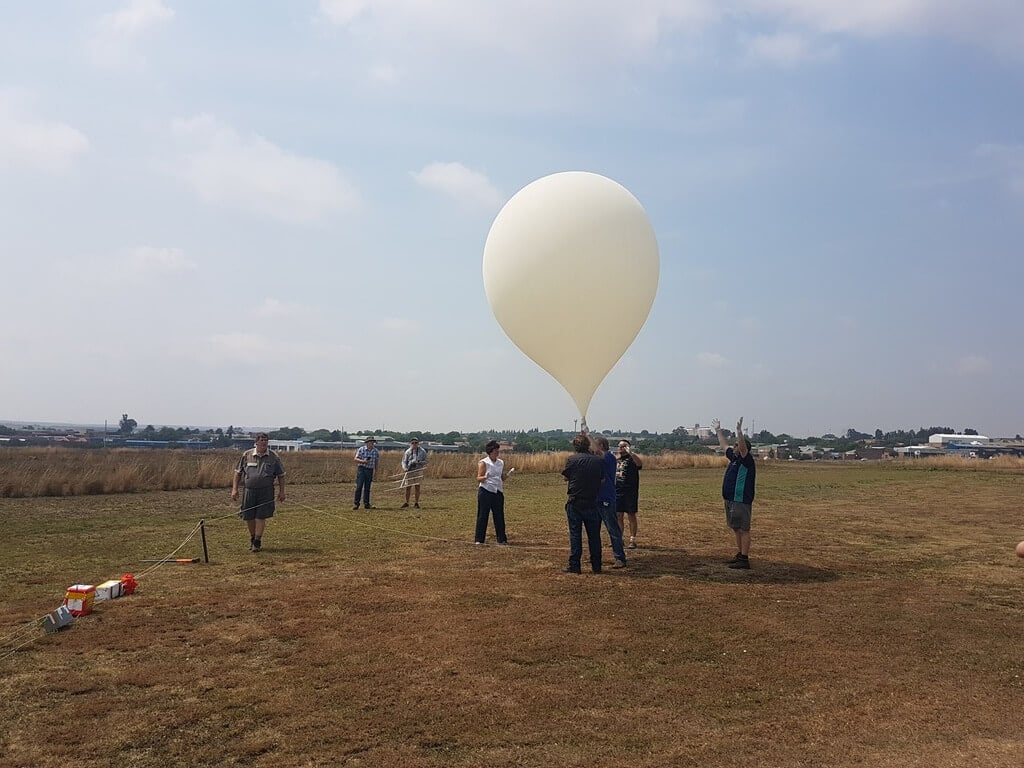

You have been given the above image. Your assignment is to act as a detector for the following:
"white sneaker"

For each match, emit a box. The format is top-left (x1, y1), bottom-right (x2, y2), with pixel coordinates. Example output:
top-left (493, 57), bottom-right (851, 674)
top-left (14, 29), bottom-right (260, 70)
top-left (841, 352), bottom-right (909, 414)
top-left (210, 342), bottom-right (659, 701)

top-left (628, 536), bottom-right (637, 549)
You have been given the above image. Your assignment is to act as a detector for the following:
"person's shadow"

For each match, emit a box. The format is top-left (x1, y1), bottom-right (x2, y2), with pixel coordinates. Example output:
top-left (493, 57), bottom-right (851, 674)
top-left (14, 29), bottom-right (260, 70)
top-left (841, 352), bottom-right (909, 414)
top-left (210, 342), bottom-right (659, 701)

top-left (621, 545), bottom-right (838, 584)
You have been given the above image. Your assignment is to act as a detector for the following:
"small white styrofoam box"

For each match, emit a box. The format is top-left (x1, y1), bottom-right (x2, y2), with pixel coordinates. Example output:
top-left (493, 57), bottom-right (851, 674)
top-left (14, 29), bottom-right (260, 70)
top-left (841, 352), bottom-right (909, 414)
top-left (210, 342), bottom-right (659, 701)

top-left (95, 579), bottom-right (124, 601)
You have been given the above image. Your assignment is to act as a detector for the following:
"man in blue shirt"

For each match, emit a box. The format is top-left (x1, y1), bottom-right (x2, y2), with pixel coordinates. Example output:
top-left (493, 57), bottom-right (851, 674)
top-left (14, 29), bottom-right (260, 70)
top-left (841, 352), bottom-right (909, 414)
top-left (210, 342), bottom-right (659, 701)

top-left (594, 435), bottom-right (626, 568)
top-left (353, 437), bottom-right (380, 510)
top-left (713, 417), bottom-right (756, 569)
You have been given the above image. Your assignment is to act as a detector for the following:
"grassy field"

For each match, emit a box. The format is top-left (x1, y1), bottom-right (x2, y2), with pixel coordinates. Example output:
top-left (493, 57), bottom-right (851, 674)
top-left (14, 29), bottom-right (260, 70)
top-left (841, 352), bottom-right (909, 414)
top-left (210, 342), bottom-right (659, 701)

top-left (1, 461), bottom-right (1022, 767)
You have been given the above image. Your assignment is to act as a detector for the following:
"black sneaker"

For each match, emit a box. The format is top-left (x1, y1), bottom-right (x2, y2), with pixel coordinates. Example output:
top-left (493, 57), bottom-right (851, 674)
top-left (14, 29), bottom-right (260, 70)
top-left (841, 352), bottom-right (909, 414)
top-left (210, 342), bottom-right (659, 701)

top-left (365, 505), bottom-right (375, 510)
top-left (564, 565), bottom-right (582, 574)
top-left (728, 557), bottom-right (750, 570)
top-left (252, 538), bottom-right (262, 553)
top-left (400, 502), bottom-right (409, 508)
top-left (726, 552), bottom-right (743, 564)
top-left (352, 504), bottom-right (360, 510)
top-left (413, 503), bottom-right (420, 509)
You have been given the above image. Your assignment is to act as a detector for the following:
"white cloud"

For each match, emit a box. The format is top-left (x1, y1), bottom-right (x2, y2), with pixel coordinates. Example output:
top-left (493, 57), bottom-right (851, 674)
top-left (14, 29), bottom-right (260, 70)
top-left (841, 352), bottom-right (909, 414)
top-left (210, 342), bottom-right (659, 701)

top-left (88, 0), bottom-right (175, 66)
top-left (170, 115), bottom-right (361, 223)
top-left (0, 93), bottom-right (89, 174)
top-left (697, 352), bottom-right (728, 368)
top-left (319, 0), bottom-right (373, 26)
top-left (379, 317), bottom-right (418, 333)
top-left (100, 0), bottom-right (175, 38)
top-left (317, 1), bottom-right (718, 69)
top-left (412, 162), bottom-right (503, 210)
top-left (196, 333), bottom-right (354, 366)
top-left (974, 143), bottom-right (1024, 198)
top-left (956, 355), bottom-right (993, 376)
top-left (746, 0), bottom-right (930, 36)
top-left (55, 246), bottom-right (195, 288)
top-left (746, 0), bottom-right (1024, 58)
top-left (313, 1), bottom-right (1024, 74)
top-left (125, 246), bottom-right (196, 276)
top-left (743, 31), bottom-right (834, 67)
top-left (409, 160), bottom-right (501, 210)
top-left (256, 299), bottom-right (319, 320)
top-left (368, 63), bottom-right (400, 84)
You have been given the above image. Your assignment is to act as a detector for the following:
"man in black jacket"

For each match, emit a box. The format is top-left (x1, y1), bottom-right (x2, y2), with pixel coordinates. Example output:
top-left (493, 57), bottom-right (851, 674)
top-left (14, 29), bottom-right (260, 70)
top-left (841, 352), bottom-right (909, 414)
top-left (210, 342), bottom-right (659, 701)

top-left (561, 432), bottom-right (605, 574)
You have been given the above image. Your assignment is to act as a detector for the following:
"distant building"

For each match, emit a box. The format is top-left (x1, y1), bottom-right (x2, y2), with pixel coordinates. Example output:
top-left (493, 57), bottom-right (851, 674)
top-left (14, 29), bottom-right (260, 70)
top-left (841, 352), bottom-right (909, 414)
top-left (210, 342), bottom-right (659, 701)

top-left (928, 434), bottom-right (990, 446)
top-left (268, 439), bottom-right (310, 452)
top-left (894, 445), bottom-right (945, 457)
top-left (855, 446), bottom-right (892, 460)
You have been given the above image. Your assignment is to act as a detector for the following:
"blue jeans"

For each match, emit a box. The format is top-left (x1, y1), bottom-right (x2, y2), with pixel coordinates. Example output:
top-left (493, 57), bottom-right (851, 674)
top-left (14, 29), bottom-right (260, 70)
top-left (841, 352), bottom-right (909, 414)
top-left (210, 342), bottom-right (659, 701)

top-left (354, 465), bottom-right (374, 506)
top-left (598, 499), bottom-right (626, 562)
top-left (566, 502), bottom-right (602, 572)
top-left (475, 487), bottom-right (507, 543)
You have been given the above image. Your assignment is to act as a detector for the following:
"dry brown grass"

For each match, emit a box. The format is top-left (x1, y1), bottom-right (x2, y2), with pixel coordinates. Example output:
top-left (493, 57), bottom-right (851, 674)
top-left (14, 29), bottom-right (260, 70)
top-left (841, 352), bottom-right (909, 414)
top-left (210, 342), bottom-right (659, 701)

top-left (0, 448), bottom-right (607, 498)
top-left (0, 447), bottom-right (801, 499)
top-left (1, 461), bottom-right (1022, 767)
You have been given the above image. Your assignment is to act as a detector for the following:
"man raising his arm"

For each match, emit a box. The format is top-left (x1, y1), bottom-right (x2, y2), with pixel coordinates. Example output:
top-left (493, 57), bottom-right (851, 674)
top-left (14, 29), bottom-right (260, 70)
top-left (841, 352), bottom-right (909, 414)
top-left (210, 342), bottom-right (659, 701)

top-left (713, 417), bottom-right (756, 570)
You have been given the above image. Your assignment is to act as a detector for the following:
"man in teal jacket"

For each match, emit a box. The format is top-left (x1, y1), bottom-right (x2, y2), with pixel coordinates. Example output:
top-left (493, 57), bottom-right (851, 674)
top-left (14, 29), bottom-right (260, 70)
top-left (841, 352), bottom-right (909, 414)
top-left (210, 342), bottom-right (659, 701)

top-left (713, 417), bottom-right (756, 570)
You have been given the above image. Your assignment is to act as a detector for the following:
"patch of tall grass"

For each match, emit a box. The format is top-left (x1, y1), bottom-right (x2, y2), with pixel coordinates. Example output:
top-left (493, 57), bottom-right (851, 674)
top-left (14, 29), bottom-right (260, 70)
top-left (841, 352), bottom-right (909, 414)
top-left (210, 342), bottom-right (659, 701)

top-left (1, 446), bottom-right (1019, 498)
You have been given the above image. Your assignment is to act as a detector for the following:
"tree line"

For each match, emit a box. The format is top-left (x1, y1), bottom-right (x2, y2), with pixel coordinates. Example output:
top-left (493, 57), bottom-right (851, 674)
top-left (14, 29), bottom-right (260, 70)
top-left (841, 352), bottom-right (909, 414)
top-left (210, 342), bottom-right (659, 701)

top-left (5, 417), bottom-right (1010, 454)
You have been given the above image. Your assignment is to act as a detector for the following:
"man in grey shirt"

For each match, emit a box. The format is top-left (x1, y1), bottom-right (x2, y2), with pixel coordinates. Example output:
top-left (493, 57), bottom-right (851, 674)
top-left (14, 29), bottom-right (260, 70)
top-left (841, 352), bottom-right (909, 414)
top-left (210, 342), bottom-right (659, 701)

top-left (231, 432), bottom-right (285, 552)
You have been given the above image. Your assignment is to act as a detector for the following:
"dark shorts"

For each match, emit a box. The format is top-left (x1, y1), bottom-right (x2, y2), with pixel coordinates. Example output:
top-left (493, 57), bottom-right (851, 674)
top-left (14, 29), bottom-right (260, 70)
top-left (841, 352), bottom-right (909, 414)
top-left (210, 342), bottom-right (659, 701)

top-left (616, 487), bottom-right (639, 514)
top-left (724, 500), bottom-right (751, 532)
top-left (240, 486), bottom-right (276, 521)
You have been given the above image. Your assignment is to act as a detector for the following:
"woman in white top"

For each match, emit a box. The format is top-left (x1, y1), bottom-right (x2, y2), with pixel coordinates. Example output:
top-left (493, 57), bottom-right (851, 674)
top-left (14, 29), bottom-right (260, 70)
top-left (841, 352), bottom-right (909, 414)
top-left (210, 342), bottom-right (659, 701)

top-left (475, 440), bottom-right (509, 544)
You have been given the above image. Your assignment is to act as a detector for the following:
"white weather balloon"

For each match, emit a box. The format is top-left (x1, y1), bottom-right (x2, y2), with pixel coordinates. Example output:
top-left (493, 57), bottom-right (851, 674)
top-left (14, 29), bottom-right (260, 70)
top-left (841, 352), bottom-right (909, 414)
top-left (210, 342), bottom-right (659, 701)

top-left (483, 171), bottom-right (659, 423)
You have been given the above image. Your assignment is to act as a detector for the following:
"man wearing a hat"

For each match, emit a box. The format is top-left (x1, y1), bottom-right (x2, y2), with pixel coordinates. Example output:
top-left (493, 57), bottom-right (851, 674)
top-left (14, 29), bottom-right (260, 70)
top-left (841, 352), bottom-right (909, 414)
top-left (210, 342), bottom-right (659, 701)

top-left (400, 438), bottom-right (429, 508)
top-left (353, 437), bottom-right (380, 509)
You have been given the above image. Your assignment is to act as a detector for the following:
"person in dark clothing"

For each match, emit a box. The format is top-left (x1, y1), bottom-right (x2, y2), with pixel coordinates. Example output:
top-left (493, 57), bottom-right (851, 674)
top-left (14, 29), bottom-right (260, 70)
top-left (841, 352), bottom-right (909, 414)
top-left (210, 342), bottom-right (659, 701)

top-left (594, 435), bottom-right (627, 567)
top-left (561, 432), bottom-right (605, 574)
top-left (713, 417), bottom-right (757, 569)
top-left (615, 439), bottom-right (644, 548)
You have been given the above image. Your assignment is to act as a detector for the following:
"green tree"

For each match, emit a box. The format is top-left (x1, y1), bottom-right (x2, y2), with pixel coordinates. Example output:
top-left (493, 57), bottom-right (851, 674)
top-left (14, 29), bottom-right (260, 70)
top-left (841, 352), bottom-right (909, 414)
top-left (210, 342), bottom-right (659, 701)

top-left (119, 414), bottom-right (137, 435)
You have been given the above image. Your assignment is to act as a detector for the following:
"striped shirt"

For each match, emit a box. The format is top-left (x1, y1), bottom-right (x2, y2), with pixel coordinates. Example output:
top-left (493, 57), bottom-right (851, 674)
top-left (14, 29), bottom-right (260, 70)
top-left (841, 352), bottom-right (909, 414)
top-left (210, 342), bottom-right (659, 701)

top-left (355, 446), bottom-right (380, 469)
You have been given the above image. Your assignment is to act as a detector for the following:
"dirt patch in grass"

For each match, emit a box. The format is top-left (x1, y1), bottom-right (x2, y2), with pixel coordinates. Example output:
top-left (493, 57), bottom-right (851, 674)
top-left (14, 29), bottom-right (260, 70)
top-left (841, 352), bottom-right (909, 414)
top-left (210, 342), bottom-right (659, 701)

top-left (1, 464), bottom-right (1022, 767)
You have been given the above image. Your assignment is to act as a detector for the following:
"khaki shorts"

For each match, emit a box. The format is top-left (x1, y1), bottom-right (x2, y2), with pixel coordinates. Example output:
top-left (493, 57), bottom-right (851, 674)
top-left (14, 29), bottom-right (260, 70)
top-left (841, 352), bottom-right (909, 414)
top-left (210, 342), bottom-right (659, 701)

top-left (724, 500), bottom-right (752, 532)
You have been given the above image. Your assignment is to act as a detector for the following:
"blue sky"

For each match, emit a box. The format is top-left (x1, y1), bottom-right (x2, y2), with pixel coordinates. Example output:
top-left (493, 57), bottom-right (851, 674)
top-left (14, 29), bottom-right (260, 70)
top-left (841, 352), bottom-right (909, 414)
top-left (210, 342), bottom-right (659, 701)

top-left (1, 1), bottom-right (1022, 438)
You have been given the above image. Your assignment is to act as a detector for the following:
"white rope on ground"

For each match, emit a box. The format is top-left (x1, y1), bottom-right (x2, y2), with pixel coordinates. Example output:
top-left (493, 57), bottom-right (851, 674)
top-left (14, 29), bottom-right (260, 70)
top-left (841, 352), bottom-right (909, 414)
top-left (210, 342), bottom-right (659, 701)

top-left (288, 500), bottom-right (566, 553)
top-left (134, 521), bottom-right (204, 580)
top-left (2, 517), bottom-right (209, 661)
top-left (0, 627), bottom-right (46, 663)
top-left (0, 617), bottom-right (45, 649)
top-left (2, 493), bottom-right (572, 662)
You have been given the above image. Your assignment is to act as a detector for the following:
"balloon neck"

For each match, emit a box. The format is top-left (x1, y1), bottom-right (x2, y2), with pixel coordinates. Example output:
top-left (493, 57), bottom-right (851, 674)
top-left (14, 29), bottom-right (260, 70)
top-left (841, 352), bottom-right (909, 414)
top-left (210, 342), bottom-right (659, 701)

top-left (580, 418), bottom-right (588, 434)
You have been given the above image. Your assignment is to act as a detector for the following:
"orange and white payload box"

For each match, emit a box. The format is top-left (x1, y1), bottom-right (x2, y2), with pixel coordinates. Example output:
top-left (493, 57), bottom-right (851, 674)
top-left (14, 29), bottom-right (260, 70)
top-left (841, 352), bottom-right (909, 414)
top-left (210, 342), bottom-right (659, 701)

top-left (63, 584), bottom-right (96, 617)
top-left (95, 579), bottom-right (124, 601)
